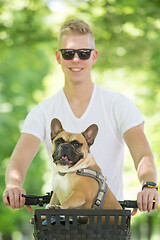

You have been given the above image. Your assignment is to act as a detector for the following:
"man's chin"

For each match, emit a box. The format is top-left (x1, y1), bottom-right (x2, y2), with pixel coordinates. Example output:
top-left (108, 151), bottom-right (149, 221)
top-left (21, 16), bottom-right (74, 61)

top-left (64, 73), bottom-right (86, 85)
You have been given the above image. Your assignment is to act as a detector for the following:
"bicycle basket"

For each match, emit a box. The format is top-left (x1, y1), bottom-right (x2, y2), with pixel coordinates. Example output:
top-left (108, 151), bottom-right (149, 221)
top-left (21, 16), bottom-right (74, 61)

top-left (33, 209), bottom-right (131, 240)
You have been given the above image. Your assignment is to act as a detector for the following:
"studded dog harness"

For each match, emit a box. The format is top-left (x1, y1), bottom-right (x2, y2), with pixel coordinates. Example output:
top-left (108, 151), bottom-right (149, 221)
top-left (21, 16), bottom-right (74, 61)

top-left (76, 168), bottom-right (108, 209)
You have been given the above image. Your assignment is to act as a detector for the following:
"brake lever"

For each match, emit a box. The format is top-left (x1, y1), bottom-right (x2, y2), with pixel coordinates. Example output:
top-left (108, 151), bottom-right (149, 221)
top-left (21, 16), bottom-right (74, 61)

top-left (22, 191), bottom-right (53, 206)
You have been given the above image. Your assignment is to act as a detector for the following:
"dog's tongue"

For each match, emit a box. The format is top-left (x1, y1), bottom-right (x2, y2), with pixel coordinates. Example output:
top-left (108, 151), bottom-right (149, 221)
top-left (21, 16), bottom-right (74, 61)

top-left (62, 156), bottom-right (68, 160)
top-left (61, 156), bottom-right (73, 163)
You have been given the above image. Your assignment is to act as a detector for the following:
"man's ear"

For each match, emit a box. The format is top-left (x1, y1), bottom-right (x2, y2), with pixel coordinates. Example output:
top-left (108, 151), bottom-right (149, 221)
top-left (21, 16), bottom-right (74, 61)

top-left (82, 124), bottom-right (98, 147)
top-left (92, 50), bottom-right (98, 65)
top-left (50, 118), bottom-right (64, 140)
top-left (55, 50), bottom-right (61, 64)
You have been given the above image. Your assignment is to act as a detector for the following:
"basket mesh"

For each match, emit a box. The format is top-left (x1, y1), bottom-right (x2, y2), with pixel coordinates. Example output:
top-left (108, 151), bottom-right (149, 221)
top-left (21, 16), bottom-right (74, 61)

top-left (33, 209), bottom-right (131, 240)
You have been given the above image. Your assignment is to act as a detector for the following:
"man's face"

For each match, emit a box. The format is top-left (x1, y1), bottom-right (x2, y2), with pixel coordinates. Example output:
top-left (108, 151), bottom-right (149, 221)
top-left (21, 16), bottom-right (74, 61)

top-left (56, 34), bottom-right (98, 85)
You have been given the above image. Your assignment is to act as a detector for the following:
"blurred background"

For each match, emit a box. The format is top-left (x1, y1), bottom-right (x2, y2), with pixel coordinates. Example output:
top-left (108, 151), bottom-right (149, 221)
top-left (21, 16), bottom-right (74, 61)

top-left (0, 0), bottom-right (160, 239)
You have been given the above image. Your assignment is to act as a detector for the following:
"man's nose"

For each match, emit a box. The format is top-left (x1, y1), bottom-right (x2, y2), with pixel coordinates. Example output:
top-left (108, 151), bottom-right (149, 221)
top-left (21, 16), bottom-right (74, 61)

top-left (73, 53), bottom-right (80, 62)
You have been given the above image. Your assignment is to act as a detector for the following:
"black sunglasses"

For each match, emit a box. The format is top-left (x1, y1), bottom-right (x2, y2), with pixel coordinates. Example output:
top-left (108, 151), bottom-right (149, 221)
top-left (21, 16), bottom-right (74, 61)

top-left (59, 49), bottom-right (95, 60)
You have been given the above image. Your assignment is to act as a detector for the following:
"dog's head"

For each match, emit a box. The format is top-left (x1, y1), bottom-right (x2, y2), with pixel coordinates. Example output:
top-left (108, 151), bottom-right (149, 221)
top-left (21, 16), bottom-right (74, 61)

top-left (50, 118), bottom-right (98, 171)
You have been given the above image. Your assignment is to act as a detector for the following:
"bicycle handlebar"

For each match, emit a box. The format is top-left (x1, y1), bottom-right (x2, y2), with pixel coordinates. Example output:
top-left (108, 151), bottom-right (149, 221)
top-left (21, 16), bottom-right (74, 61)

top-left (7, 191), bottom-right (155, 208)
top-left (19, 192), bottom-right (154, 209)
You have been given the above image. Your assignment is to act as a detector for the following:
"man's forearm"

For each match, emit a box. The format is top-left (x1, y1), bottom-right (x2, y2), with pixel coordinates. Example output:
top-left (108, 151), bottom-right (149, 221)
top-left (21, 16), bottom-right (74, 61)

top-left (5, 162), bottom-right (25, 188)
top-left (3, 134), bottom-right (40, 211)
top-left (137, 154), bottom-right (157, 186)
top-left (5, 151), bottom-right (29, 188)
top-left (5, 133), bottom-right (41, 188)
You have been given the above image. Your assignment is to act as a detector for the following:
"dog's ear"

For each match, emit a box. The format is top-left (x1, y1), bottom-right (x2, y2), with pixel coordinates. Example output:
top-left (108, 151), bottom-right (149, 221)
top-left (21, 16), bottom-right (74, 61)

top-left (82, 124), bottom-right (98, 147)
top-left (51, 118), bottom-right (64, 140)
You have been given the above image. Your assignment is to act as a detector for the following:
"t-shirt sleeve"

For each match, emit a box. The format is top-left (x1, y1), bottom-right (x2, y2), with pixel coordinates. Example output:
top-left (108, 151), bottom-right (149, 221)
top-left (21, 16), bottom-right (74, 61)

top-left (21, 104), bottom-right (46, 141)
top-left (113, 93), bottom-right (144, 135)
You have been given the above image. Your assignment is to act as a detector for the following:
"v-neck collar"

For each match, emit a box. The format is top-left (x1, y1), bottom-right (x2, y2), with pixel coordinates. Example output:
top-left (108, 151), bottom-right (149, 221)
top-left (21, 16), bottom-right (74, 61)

top-left (61, 83), bottom-right (96, 121)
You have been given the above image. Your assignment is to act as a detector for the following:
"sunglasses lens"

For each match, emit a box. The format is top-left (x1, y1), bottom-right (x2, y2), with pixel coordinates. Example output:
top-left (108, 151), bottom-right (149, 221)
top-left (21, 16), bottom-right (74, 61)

top-left (61, 50), bottom-right (75, 60)
top-left (78, 50), bottom-right (91, 60)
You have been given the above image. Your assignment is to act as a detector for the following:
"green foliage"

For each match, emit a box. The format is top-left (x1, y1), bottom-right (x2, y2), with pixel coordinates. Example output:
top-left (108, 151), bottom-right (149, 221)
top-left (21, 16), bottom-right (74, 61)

top-left (0, 1), bottom-right (54, 238)
top-left (0, 0), bottom-right (160, 239)
top-left (131, 210), bottom-right (160, 240)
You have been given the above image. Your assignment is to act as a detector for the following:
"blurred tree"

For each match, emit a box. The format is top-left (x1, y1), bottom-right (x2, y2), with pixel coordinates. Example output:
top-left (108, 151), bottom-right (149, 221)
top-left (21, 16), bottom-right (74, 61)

top-left (0, 0), bottom-right (56, 239)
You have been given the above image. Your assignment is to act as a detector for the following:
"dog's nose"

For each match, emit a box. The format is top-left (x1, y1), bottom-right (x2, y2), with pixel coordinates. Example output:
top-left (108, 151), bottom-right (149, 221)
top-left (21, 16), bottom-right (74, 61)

top-left (61, 143), bottom-right (70, 150)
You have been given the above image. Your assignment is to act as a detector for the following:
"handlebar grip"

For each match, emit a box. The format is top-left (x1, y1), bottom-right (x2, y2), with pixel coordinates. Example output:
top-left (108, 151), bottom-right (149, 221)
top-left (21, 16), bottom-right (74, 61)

top-left (119, 200), bottom-right (155, 209)
top-left (119, 200), bottom-right (138, 208)
top-left (22, 195), bottom-right (38, 205)
top-left (7, 195), bottom-right (38, 205)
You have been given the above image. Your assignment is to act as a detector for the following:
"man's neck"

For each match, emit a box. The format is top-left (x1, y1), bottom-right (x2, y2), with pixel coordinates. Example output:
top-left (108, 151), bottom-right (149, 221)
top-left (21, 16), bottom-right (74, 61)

top-left (63, 81), bottom-right (94, 103)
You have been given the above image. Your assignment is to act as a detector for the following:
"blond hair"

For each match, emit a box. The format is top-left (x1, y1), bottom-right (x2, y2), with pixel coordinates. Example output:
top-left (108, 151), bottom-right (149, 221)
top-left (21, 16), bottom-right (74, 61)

top-left (58, 19), bottom-right (95, 47)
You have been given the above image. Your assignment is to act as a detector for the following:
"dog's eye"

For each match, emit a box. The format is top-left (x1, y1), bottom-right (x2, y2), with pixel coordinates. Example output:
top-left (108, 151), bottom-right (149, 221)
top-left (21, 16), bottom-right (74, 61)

top-left (71, 140), bottom-right (83, 149)
top-left (55, 138), bottom-right (65, 146)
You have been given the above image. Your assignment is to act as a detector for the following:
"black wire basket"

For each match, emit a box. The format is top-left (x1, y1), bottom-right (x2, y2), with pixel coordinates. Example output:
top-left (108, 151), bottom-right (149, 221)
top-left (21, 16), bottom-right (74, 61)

top-left (33, 208), bottom-right (131, 240)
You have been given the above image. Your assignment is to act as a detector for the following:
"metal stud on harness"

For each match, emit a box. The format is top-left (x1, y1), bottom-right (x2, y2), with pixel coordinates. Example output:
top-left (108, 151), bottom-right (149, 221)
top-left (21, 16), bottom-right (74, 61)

top-left (76, 168), bottom-right (108, 209)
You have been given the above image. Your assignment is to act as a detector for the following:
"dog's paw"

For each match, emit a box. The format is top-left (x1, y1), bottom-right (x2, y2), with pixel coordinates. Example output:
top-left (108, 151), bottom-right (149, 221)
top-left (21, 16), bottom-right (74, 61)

top-left (77, 216), bottom-right (89, 224)
top-left (47, 204), bottom-right (61, 209)
top-left (29, 217), bottom-right (34, 224)
top-left (54, 205), bottom-right (61, 209)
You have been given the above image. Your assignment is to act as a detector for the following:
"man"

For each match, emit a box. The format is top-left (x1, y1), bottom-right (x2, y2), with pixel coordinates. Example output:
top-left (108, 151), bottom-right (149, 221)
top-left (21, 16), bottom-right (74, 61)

top-left (3, 19), bottom-right (159, 215)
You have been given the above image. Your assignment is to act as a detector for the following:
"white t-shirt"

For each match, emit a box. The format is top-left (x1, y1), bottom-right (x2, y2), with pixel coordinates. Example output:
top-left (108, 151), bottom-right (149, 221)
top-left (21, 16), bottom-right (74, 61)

top-left (21, 83), bottom-right (144, 200)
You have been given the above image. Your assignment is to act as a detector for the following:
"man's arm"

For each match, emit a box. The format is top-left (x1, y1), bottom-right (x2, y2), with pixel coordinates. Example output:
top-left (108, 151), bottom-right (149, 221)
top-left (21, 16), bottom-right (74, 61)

top-left (3, 133), bottom-right (41, 212)
top-left (124, 124), bottom-right (159, 215)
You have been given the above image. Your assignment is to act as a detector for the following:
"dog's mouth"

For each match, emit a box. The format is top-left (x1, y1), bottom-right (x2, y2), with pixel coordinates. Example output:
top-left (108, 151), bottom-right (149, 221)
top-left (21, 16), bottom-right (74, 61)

top-left (53, 153), bottom-right (84, 167)
top-left (59, 155), bottom-right (74, 164)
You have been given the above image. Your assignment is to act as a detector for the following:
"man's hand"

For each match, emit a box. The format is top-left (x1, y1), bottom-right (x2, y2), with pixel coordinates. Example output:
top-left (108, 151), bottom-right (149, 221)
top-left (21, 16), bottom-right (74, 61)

top-left (3, 185), bottom-right (33, 212)
top-left (132, 188), bottom-right (159, 216)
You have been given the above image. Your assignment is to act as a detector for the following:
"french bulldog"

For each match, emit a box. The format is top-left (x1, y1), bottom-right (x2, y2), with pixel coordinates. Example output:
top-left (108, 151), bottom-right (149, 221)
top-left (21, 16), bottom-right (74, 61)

top-left (47, 118), bottom-right (122, 216)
